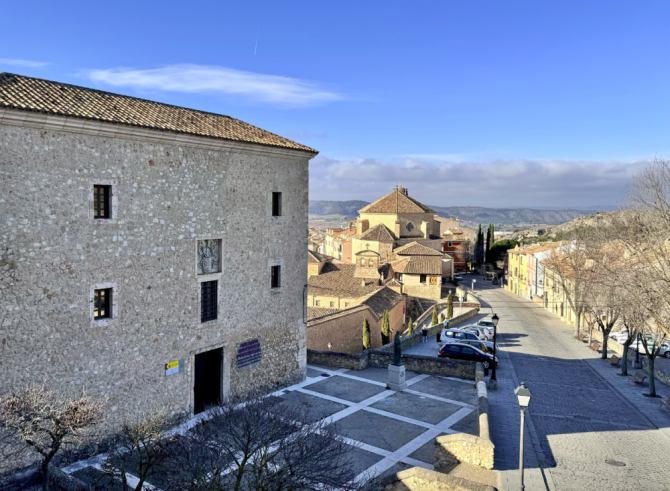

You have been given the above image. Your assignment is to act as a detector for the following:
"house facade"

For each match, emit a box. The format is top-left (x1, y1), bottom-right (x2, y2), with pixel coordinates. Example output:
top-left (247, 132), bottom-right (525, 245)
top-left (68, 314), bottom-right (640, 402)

top-left (0, 73), bottom-right (317, 424)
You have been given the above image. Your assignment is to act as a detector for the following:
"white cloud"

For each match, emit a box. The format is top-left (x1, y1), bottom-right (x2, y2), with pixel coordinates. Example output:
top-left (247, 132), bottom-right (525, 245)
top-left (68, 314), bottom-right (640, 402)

top-left (84, 64), bottom-right (344, 107)
top-left (309, 155), bottom-right (651, 208)
top-left (0, 58), bottom-right (49, 68)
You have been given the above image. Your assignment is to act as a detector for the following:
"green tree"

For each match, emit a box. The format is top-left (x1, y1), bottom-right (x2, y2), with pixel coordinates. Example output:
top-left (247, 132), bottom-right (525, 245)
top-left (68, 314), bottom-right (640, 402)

top-left (440, 313), bottom-right (445, 323)
top-left (363, 318), bottom-right (371, 350)
top-left (381, 310), bottom-right (390, 345)
top-left (485, 224), bottom-right (491, 263)
top-left (431, 304), bottom-right (438, 326)
top-left (407, 318), bottom-right (414, 335)
top-left (447, 292), bottom-right (454, 319)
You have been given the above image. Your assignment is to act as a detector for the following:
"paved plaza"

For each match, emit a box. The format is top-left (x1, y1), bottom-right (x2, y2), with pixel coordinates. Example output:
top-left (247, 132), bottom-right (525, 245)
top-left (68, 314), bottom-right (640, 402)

top-left (472, 275), bottom-right (670, 491)
top-left (61, 365), bottom-right (479, 489)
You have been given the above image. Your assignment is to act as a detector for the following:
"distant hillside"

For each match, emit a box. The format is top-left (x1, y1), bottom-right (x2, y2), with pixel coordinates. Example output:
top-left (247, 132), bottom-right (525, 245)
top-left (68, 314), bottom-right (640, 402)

top-left (507, 210), bottom-right (625, 243)
top-left (308, 200), bottom-right (368, 219)
top-left (308, 200), bottom-right (600, 229)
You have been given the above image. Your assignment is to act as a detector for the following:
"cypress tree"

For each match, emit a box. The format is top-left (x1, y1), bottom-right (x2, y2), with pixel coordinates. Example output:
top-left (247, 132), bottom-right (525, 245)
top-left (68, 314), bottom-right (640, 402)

top-left (363, 318), bottom-right (371, 350)
top-left (407, 317), bottom-right (414, 335)
top-left (381, 310), bottom-right (390, 345)
top-left (485, 224), bottom-right (491, 263)
top-left (432, 304), bottom-right (439, 326)
top-left (440, 313), bottom-right (446, 323)
top-left (447, 292), bottom-right (454, 319)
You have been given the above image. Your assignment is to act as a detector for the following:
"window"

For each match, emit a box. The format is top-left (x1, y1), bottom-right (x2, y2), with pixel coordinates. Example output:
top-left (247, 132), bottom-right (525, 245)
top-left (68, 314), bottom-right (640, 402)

top-left (360, 259), bottom-right (366, 266)
top-left (271, 265), bottom-right (281, 288)
top-left (93, 185), bottom-right (111, 219)
top-left (330, 301), bottom-right (335, 308)
top-left (315, 300), bottom-right (321, 306)
top-left (344, 302), bottom-right (350, 308)
top-left (448, 242), bottom-right (453, 247)
top-left (201, 280), bottom-right (218, 322)
top-left (93, 288), bottom-right (112, 319)
top-left (272, 192), bottom-right (282, 216)
top-left (420, 274), bottom-right (427, 284)
top-left (447, 345), bottom-right (460, 353)
top-left (461, 347), bottom-right (475, 355)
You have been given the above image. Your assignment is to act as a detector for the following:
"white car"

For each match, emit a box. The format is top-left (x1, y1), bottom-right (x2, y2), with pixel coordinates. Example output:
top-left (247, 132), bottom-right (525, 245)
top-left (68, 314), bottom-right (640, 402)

top-left (610, 330), bottom-right (631, 343)
top-left (461, 324), bottom-right (493, 341)
top-left (632, 337), bottom-right (670, 358)
top-left (454, 274), bottom-right (463, 281)
top-left (441, 328), bottom-right (495, 350)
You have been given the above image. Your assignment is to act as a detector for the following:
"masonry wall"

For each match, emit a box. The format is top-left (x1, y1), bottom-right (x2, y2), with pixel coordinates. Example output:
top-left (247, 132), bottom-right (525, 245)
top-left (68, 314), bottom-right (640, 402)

top-left (307, 299), bottom-right (405, 354)
top-left (0, 123), bottom-right (311, 429)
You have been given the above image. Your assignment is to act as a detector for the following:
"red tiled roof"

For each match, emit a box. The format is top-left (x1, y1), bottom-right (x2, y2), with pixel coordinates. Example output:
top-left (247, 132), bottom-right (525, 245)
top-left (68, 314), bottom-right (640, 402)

top-left (0, 73), bottom-right (317, 154)
top-left (358, 187), bottom-right (435, 214)
top-left (394, 241), bottom-right (443, 256)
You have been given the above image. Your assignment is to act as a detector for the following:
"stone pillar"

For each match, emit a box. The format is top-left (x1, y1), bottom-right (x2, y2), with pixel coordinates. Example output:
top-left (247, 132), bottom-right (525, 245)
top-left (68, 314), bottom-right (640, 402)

top-left (388, 364), bottom-right (407, 391)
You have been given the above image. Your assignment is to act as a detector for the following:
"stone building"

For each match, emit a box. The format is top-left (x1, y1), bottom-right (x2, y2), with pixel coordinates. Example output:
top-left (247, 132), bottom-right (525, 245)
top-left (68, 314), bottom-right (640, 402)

top-left (0, 73), bottom-right (318, 424)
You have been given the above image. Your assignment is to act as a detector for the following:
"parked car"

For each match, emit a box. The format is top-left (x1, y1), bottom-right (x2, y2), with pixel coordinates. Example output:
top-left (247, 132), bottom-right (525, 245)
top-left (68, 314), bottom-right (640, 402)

top-left (610, 330), bottom-right (631, 344)
top-left (632, 336), bottom-right (670, 357)
top-left (462, 325), bottom-right (493, 341)
top-left (438, 343), bottom-right (498, 368)
top-left (454, 339), bottom-right (493, 355)
top-left (441, 328), bottom-right (495, 350)
top-left (454, 274), bottom-right (463, 281)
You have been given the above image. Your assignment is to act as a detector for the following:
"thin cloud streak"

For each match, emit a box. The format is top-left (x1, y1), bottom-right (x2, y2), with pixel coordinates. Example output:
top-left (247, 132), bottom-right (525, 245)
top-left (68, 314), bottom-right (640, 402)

top-left (309, 156), bottom-right (651, 208)
top-left (84, 64), bottom-right (344, 107)
top-left (0, 58), bottom-right (49, 68)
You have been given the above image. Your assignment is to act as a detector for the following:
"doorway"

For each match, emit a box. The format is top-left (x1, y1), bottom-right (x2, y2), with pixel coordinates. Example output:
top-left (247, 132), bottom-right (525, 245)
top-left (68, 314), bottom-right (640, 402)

top-left (194, 347), bottom-right (222, 415)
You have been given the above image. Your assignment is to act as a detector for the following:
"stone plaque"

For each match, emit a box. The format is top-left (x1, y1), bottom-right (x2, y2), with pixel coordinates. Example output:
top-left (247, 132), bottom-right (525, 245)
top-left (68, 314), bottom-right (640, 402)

top-left (197, 239), bottom-right (222, 275)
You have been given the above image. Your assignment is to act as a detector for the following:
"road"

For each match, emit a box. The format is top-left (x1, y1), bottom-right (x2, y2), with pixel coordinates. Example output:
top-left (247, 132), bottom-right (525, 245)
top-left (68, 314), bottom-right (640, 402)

top-left (472, 275), bottom-right (670, 491)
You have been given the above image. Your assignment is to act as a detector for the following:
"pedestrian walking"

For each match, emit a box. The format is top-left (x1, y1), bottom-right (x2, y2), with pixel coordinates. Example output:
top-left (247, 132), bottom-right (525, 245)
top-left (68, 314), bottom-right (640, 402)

top-left (422, 327), bottom-right (428, 342)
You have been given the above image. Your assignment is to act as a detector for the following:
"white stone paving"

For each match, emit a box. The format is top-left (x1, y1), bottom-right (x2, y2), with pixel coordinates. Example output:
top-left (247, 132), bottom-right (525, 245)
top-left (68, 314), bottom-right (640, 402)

top-left (62, 364), bottom-right (478, 489)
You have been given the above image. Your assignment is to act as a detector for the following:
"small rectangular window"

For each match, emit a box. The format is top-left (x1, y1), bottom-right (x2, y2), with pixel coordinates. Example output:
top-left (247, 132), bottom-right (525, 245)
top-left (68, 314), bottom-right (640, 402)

top-left (344, 302), bottom-right (350, 308)
top-left (272, 192), bottom-right (282, 217)
top-left (315, 300), bottom-right (321, 306)
top-left (94, 288), bottom-right (112, 319)
top-left (94, 185), bottom-right (111, 219)
top-left (201, 281), bottom-right (218, 322)
top-left (271, 265), bottom-right (281, 288)
top-left (420, 274), bottom-right (427, 284)
top-left (330, 301), bottom-right (335, 308)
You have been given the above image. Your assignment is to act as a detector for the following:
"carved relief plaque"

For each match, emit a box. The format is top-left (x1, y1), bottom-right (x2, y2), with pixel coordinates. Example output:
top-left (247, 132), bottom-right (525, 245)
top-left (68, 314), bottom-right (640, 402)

top-left (197, 239), bottom-right (222, 275)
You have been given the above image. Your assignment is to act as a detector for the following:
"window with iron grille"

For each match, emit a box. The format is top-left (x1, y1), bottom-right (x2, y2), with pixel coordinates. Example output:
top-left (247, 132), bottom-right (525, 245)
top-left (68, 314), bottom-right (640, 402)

top-left (201, 281), bottom-right (218, 322)
top-left (271, 265), bottom-right (281, 288)
top-left (94, 288), bottom-right (112, 319)
top-left (93, 185), bottom-right (111, 219)
top-left (272, 192), bottom-right (282, 216)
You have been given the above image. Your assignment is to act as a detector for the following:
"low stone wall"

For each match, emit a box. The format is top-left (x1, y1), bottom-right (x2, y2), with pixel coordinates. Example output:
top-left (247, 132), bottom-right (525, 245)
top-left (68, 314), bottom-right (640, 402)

top-left (381, 467), bottom-right (495, 491)
top-left (584, 330), bottom-right (670, 387)
top-left (306, 349), bottom-right (367, 370)
top-left (435, 380), bottom-right (494, 471)
top-left (369, 352), bottom-right (477, 380)
top-left (395, 308), bottom-right (480, 352)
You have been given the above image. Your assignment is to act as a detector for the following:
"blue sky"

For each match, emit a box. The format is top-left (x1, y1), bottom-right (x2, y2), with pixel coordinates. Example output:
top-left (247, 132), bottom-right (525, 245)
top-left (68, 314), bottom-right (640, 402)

top-left (2, 1), bottom-right (668, 208)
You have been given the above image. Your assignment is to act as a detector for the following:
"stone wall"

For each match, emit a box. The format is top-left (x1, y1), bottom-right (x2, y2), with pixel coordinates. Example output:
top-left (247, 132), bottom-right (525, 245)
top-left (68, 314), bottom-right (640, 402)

top-left (306, 349), bottom-right (368, 370)
top-left (369, 352), bottom-right (477, 379)
top-left (404, 283), bottom-right (442, 300)
top-left (307, 298), bottom-right (405, 354)
top-left (435, 380), bottom-right (494, 472)
top-left (0, 120), bottom-right (313, 464)
top-left (381, 467), bottom-right (495, 491)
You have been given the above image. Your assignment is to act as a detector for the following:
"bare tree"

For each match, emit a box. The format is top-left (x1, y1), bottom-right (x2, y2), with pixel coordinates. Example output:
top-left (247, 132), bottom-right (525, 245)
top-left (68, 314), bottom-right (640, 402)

top-left (101, 408), bottom-right (174, 491)
top-left (618, 299), bottom-right (646, 377)
top-left (544, 238), bottom-right (591, 337)
top-left (0, 383), bottom-right (105, 491)
top-left (164, 393), bottom-right (376, 491)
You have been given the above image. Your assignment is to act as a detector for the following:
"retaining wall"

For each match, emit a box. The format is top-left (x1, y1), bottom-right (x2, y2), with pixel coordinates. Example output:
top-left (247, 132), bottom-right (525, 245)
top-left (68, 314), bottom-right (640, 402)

top-left (381, 467), bottom-right (495, 491)
top-left (435, 374), bottom-right (494, 471)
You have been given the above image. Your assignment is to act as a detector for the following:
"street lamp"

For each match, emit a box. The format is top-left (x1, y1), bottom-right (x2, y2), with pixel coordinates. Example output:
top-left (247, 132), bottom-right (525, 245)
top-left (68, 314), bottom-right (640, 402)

top-left (490, 313), bottom-right (499, 390)
top-left (515, 382), bottom-right (532, 491)
top-left (472, 279), bottom-right (477, 293)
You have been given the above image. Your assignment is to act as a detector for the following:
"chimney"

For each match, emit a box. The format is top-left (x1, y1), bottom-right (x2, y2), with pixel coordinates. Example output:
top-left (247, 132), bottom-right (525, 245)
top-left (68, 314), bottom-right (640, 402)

top-left (361, 279), bottom-right (366, 287)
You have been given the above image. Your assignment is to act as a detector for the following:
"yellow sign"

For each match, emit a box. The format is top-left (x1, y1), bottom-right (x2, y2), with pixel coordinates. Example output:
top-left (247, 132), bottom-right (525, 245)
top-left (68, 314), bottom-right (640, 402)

top-left (429, 276), bottom-right (438, 285)
top-left (166, 360), bottom-right (179, 370)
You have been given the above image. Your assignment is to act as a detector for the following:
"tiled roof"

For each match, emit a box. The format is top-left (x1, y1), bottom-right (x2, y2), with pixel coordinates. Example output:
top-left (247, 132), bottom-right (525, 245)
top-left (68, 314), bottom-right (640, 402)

top-left (356, 224), bottom-right (395, 242)
top-left (325, 225), bottom-right (357, 242)
top-left (361, 287), bottom-right (405, 318)
top-left (394, 242), bottom-right (443, 256)
top-left (307, 307), bottom-right (341, 321)
top-left (0, 73), bottom-right (317, 154)
top-left (308, 262), bottom-right (382, 298)
top-left (358, 187), bottom-right (436, 214)
top-left (442, 228), bottom-right (466, 239)
top-left (523, 242), bottom-right (561, 254)
top-left (307, 250), bottom-right (334, 264)
top-left (391, 256), bottom-right (442, 275)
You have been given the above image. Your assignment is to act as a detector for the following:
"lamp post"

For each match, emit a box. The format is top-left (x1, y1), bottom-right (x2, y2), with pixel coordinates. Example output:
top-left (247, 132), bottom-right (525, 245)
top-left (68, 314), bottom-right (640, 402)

top-left (515, 382), bottom-right (532, 491)
top-left (472, 279), bottom-right (477, 293)
top-left (458, 296), bottom-right (463, 311)
top-left (490, 313), bottom-right (499, 390)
